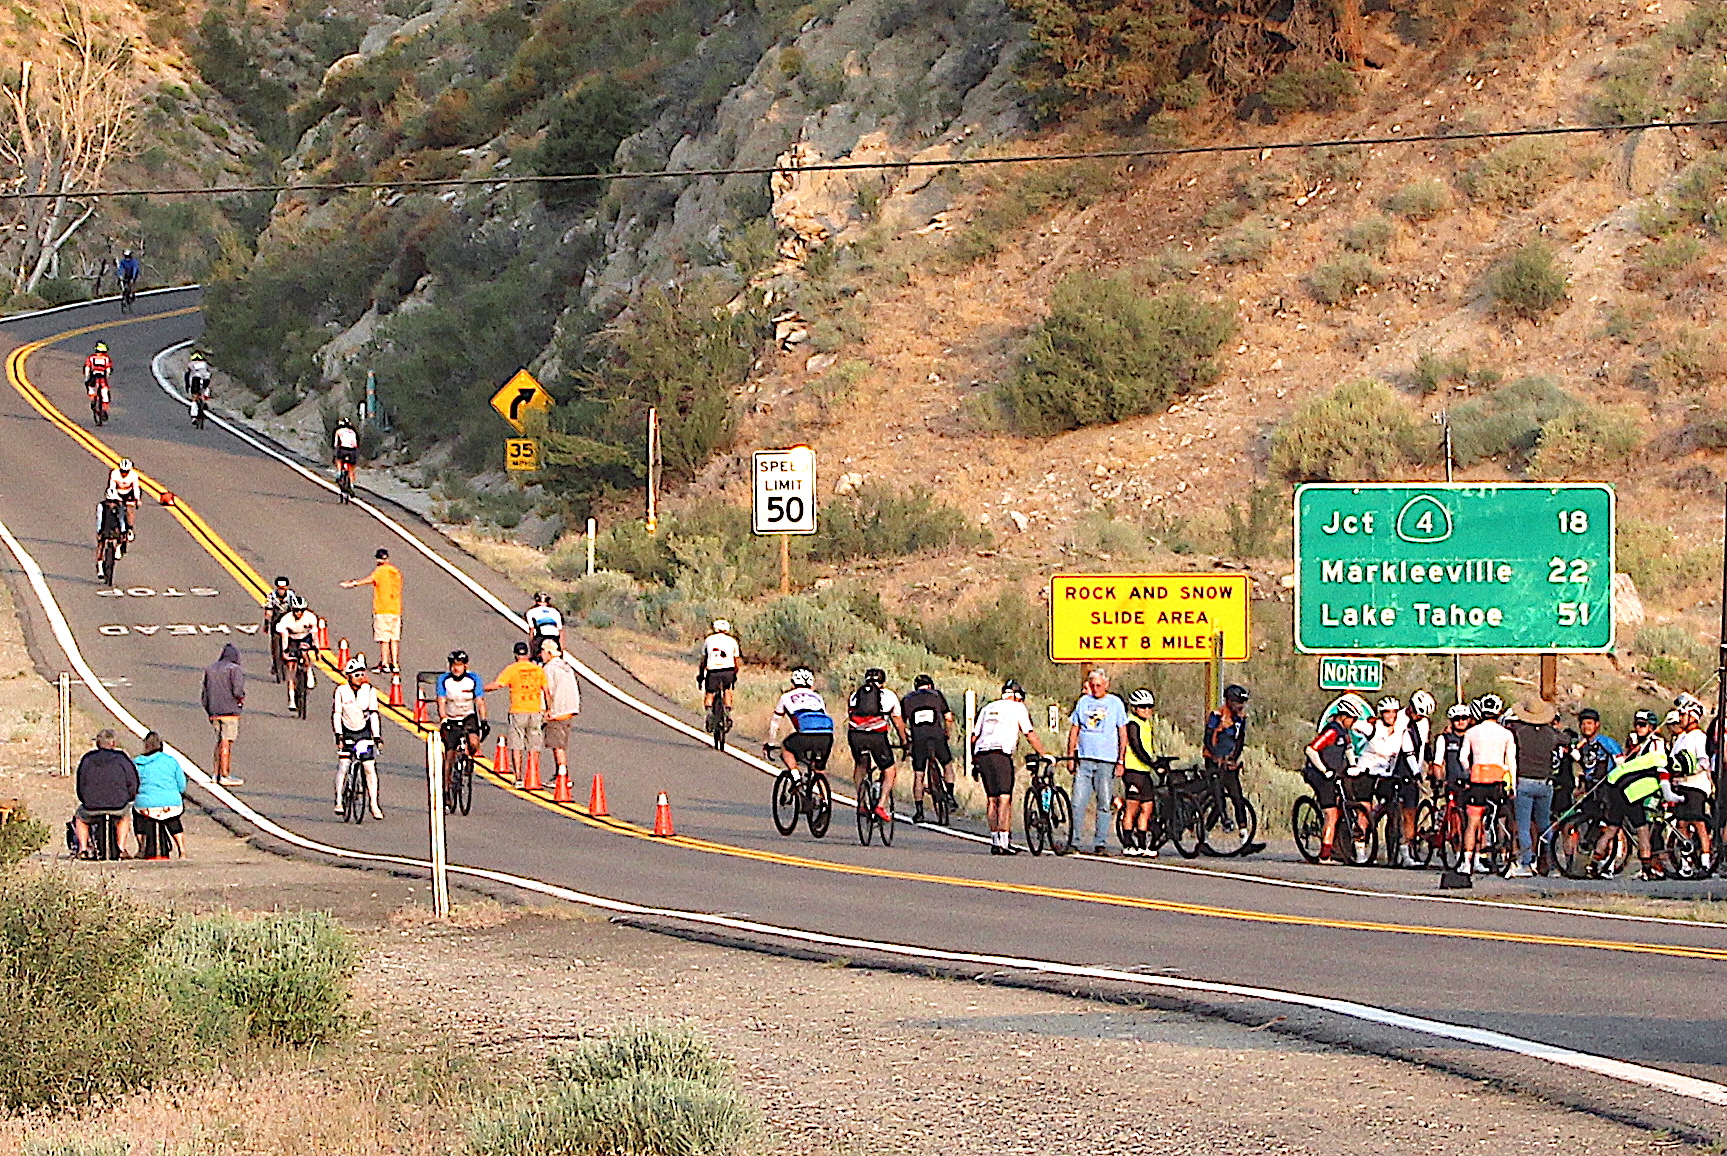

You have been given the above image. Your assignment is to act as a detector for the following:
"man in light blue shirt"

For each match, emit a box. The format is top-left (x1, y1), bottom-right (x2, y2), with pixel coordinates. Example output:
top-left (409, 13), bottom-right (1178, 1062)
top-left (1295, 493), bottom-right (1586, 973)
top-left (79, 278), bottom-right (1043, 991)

top-left (1066, 668), bottom-right (1128, 855)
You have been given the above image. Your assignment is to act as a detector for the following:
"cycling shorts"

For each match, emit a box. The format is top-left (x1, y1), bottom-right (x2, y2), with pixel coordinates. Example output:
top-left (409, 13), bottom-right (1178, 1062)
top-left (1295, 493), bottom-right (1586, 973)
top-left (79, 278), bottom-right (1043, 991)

top-left (703, 668), bottom-right (737, 694)
top-left (1464, 781), bottom-right (1507, 809)
top-left (440, 716), bottom-right (482, 750)
top-left (282, 635), bottom-right (315, 661)
top-left (1302, 766), bottom-right (1341, 811)
top-left (784, 731), bottom-right (832, 771)
top-left (1120, 770), bottom-right (1156, 801)
top-left (910, 733), bottom-right (952, 773)
top-left (1675, 786), bottom-right (1710, 822)
top-left (848, 730), bottom-right (894, 771)
top-left (974, 750), bottom-right (1015, 798)
top-left (335, 448), bottom-right (358, 466)
top-left (1373, 775), bottom-right (1419, 809)
top-left (1343, 774), bottom-right (1375, 804)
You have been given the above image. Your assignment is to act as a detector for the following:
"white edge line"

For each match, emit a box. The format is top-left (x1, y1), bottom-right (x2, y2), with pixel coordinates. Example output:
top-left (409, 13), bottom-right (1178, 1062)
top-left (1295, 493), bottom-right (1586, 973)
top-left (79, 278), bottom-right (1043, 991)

top-left (1, 512), bottom-right (1724, 1110)
top-left (149, 340), bottom-right (1727, 920)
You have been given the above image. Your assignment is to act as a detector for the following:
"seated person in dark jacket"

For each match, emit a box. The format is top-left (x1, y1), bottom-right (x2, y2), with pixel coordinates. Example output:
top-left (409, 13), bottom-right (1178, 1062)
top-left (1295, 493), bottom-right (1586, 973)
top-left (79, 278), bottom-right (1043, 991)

top-left (74, 729), bottom-right (139, 857)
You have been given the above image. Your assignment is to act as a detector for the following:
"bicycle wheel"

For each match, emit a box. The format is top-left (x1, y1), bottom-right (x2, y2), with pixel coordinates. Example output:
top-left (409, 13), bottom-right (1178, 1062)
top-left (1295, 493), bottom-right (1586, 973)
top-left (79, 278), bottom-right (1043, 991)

top-left (807, 773), bottom-right (831, 838)
top-left (771, 770), bottom-right (799, 836)
top-left (1292, 797), bottom-right (1324, 863)
top-left (1047, 787), bottom-right (1071, 852)
top-left (1664, 823), bottom-right (1702, 879)
top-left (456, 754), bottom-right (473, 815)
top-left (1408, 799), bottom-right (1436, 867)
top-left (879, 788), bottom-right (895, 846)
top-left (97, 539), bottom-right (117, 587)
top-left (443, 758), bottom-right (459, 814)
top-left (1437, 804), bottom-right (1466, 871)
top-left (1484, 809), bottom-right (1513, 876)
top-left (342, 764), bottom-right (364, 824)
top-left (856, 778), bottom-right (876, 846)
top-left (709, 704), bottom-right (727, 751)
top-left (928, 764), bottom-right (951, 827)
top-left (1344, 803), bottom-right (1378, 865)
top-left (1551, 815), bottom-right (1594, 879)
top-left (1023, 790), bottom-right (1048, 856)
top-left (294, 663), bottom-right (309, 720)
top-left (1171, 795), bottom-right (1204, 859)
top-left (1201, 793), bottom-right (1257, 857)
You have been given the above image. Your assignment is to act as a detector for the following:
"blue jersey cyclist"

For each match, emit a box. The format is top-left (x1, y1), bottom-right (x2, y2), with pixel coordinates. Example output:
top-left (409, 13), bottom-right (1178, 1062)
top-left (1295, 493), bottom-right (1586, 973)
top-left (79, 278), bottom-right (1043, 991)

top-left (767, 669), bottom-right (833, 773)
top-left (116, 250), bottom-right (140, 288)
top-left (436, 649), bottom-right (490, 791)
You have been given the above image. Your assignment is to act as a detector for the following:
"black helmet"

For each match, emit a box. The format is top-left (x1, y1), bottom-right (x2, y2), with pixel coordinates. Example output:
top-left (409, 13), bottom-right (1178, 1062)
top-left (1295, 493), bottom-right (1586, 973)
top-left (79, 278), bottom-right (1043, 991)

top-left (273, 575), bottom-right (290, 587)
top-left (1633, 709), bottom-right (1659, 727)
top-left (448, 649), bottom-right (468, 664)
top-left (1223, 684), bottom-right (1249, 704)
top-left (1578, 707), bottom-right (1600, 722)
top-left (1001, 678), bottom-right (1024, 699)
top-left (913, 673), bottom-right (934, 689)
top-left (864, 667), bottom-right (886, 686)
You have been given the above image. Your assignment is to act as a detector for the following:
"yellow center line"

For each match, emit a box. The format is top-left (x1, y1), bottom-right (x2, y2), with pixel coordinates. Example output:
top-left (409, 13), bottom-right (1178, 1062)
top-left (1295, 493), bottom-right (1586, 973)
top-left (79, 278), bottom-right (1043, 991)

top-left (11, 316), bottom-right (1727, 964)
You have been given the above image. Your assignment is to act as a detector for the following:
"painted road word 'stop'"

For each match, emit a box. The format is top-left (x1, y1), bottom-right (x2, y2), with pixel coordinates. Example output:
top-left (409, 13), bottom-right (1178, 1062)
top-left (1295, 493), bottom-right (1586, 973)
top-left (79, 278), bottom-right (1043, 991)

top-left (1049, 574), bottom-right (1250, 663)
top-left (1294, 483), bottom-right (1614, 654)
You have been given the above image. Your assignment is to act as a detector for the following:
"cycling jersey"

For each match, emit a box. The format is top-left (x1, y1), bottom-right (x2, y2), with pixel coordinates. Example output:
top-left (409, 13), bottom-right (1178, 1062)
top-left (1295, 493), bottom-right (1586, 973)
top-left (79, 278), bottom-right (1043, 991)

top-left (900, 687), bottom-right (951, 738)
top-left (527, 605), bottom-right (563, 643)
top-left (185, 358), bottom-right (211, 390)
top-left (95, 500), bottom-right (126, 540)
top-left (264, 590), bottom-right (296, 623)
top-left (773, 688), bottom-right (834, 733)
top-left (971, 697), bottom-right (1032, 754)
top-left (1671, 729), bottom-right (1713, 794)
top-left (116, 256), bottom-right (140, 283)
top-left (1358, 716), bottom-right (1412, 777)
top-left (1307, 720), bottom-right (1354, 777)
top-left (1398, 714), bottom-right (1430, 777)
top-left (333, 682), bottom-right (381, 737)
top-left (106, 469), bottom-right (139, 503)
top-left (276, 609), bottom-right (318, 644)
top-left (700, 632), bottom-right (739, 671)
top-left (847, 685), bottom-right (900, 733)
top-left (1429, 728), bottom-right (1468, 785)
top-left (85, 354), bottom-right (111, 383)
top-left (1574, 735), bottom-right (1621, 786)
top-left (1204, 708), bottom-right (1246, 765)
top-left (1123, 717), bottom-right (1157, 774)
top-left (1461, 719), bottom-right (1516, 783)
top-left (1608, 748), bottom-right (1665, 806)
top-left (437, 671), bottom-right (481, 720)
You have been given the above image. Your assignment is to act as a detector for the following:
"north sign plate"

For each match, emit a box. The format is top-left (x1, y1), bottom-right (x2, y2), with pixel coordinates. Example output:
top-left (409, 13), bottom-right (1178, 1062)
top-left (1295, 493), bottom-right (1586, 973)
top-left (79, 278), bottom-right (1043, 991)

top-left (1294, 483), bottom-right (1613, 654)
top-left (1318, 655), bottom-right (1383, 691)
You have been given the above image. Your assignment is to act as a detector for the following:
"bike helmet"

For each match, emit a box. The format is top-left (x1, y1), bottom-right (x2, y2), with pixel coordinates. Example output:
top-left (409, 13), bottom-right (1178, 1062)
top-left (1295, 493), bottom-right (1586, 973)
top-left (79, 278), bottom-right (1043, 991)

top-left (336, 415), bottom-right (354, 427)
top-left (274, 575), bottom-right (290, 588)
top-left (1376, 696), bottom-right (1401, 714)
top-left (1664, 709), bottom-right (1683, 727)
top-left (122, 249), bottom-right (132, 258)
top-left (343, 656), bottom-right (367, 675)
top-left (533, 592), bottom-right (552, 605)
top-left (286, 593), bottom-right (307, 611)
top-left (1001, 678), bottom-right (1024, 700)
top-left (1675, 692), bottom-right (1705, 719)
top-left (1127, 688), bottom-right (1155, 708)
top-left (1223, 684), bottom-right (1249, 704)
top-left (864, 667), bottom-right (886, 686)
top-left (1410, 690), bottom-right (1435, 718)
top-left (711, 619), bottom-right (732, 634)
top-left (1446, 703), bottom-right (1473, 722)
top-left (1578, 707), bottom-right (1600, 722)
top-left (448, 649), bottom-right (468, 665)
top-left (117, 458), bottom-right (132, 472)
top-left (790, 668), bottom-right (815, 688)
top-left (913, 673), bottom-right (934, 689)
top-left (1633, 709), bottom-right (1659, 727)
top-left (1476, 693), bottom-right (1504, 717)
top-left (1332, 698), bottom-right (1363, 720)
top-left (94, 342), bottom-right (107, 352)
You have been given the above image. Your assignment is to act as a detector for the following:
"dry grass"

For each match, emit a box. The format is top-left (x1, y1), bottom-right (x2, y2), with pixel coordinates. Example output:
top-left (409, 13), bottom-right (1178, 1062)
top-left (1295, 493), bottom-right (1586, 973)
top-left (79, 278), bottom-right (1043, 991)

top-left (1507, 891), bottom-right (1727, 923)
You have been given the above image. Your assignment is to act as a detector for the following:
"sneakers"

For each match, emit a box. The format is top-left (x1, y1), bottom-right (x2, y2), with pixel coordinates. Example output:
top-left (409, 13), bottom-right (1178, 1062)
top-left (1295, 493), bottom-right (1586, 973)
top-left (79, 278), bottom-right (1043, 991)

top-left (1507, 863), bottom-right (1534, 877)
top-left (1091, 845), bottom-right (1108, 857)
top-left (1123, 843), bottom-right (1140, 858)
top-left (333, 802), bottom-right (344, 814)
top-left (912, 805), bottom-right (926, 825)
top-left (306, 670), bottom-right (315, 690)
top-left (873, 804), bottom-right (892, 824)
top-left (219, 776), bottom-right (243, 786)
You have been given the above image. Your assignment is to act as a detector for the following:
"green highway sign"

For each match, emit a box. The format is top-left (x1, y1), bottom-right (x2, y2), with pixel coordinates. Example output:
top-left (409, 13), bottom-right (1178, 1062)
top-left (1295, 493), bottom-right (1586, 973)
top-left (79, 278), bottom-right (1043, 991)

top-left (1318, 656), bottom-right (1383, 691)
top-left (1294, 483), bottom-right (1614, 654)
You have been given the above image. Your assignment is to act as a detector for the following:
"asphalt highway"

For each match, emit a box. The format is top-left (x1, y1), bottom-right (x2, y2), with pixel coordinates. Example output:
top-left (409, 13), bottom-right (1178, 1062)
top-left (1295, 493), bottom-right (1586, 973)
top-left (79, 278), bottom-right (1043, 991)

top-left (2, 292), bottom-right (1725, 1129)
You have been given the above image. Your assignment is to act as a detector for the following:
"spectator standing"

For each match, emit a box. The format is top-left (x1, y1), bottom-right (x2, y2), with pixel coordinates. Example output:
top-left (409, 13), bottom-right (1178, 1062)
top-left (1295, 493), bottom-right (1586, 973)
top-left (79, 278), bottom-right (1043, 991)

top-left (340, 548), bottom-right (403, 674)
top-left (539, 639), bottom-right (582, 785)
top-left (1506, 700), bottom-right (1563, 877)
top-left (1066, 668), bottom-right (1127, 855)
top-left (486, 640), bottom-right (547, 788)
top-left (74, 729), bottom-right (138, 858)
top-left (132, 731), bottom-right (188, 859)
top-left (969, 679), bottom-right (1047, 854)
top-left (200, 641), bottom-right (244, 786)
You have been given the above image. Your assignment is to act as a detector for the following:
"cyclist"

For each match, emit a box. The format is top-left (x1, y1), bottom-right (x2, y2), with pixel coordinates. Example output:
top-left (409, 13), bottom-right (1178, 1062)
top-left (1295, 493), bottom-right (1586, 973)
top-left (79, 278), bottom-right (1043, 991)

top-left (184, 349), bottom-right (212, 423)
top-left (275, 595), bottom-right (320, 712)
top-left (1428, 702), bottom-right (1473, 796)
top-left (1607, 738), bottom-right (1670, 879)
top-left (698, 619), bottom-right (741, 721)
top-left (847, 667), bottom-right (907, 824)
top-left (1670, 694), bottom-right (1714, 874)
top-left (1120, 688), bottom-right (1160, 857)
top-left (900, 673), bottom-right (956, 824)
top-left (766, 668), bottom-right (833, 776)
top-left (1203, 684), bottom-right (1252, 834)
top-left (105, 458), bottom-right (141, 540)
top-left (1625, 707), bottom-right (1663, 759)
top-left (85, 342), bottom-right (112, 405)
top-left (1304, 695), bottom-right (1362, 862)
top-left (1387, 691), bottom-right (1435, 864)
top-left (1572, 707), bottom-right (1621, 814)
top-left (1592, 709), bottom-right (1660, 876)
top-left (332, 415), bottom-right (359, 486)
top-left (116, 249), bottom-right (140, 296)
top-left (264, 576), bottom-right (296, 682)
top-left (526, 593), bottom-right (564, 659)
top-left (970, 678), bottom-right (1048, 854)
top-left (93, 496), bottom-right (127, 579)
top-left (1358, 696), bottom-right (1415, 866)
top-left (436, 649), bottom-right (489, 795)
top-left (1459, 693), bottom-right (1516, 874)
top-left (332, 656), bottom-right (383, 820)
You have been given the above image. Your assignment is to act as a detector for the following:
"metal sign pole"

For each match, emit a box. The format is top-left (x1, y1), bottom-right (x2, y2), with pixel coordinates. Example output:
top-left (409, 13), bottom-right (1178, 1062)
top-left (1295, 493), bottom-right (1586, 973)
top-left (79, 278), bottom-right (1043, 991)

top-left (779, 534), bottom-right (790, 595)
top-left (963, 690), bottom-right (975, 782)
top-left (646, 408), bottom-right (659, 535)
top-left (57, 672), bottom-right (69, 777)
top-left (426, 730), bottom-right (450, 919)
top-left (586, 517), bottom-right (596, 577)
top-left (1716, 483), bottom-right (1727, 834)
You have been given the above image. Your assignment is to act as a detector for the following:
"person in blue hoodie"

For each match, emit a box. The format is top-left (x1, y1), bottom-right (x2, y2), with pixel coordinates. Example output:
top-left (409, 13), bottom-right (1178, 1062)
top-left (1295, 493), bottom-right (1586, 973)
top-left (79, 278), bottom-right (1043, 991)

top-left (132, 731), bottom-right (187, 859)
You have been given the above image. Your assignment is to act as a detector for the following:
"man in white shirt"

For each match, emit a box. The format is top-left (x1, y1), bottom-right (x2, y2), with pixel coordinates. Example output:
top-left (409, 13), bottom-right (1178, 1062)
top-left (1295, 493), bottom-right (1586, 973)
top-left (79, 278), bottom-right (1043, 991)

top-left (332, 657), bottom-right (383, 820)
top-left (539, 639), bottom-right (582, 785)
top-left (274, 595), bottom-right (321, 711)
top-left (698, 619), bottom-right (741, 718)
top-left (106, 458), bottom-right (141, 539)
top-left (970, 679), bottom-right (1049, 855)
top-left (1459, 694), bottom-right (1517, 874)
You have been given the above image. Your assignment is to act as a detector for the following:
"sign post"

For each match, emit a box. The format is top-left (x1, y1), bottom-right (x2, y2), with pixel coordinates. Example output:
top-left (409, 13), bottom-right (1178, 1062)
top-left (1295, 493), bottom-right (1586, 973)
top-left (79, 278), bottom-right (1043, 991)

top-left (425, 730), bottom-right (450, 919)
top-left (491, 369), bottom-right (553, 483)
top-left (1293, 483), bottom-right (1614, 654)
top-left (752, 447), bottom-right (817, 592)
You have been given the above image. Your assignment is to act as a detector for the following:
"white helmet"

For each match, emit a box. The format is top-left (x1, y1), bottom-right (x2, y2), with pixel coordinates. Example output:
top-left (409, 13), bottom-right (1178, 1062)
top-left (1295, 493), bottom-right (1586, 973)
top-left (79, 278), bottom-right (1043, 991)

top-left (790, 668), bottom-right (814, 688)
top-left (1332, 693), bottom-right (1371, 721)
top-left (711, 619), bottom-right (732, 634)
top-left (1675, 692), bottom-right (1705, 720)
top-left (1476, 693), bottom-right (1504, 718)
top-left (1410, 690), bottom-right (1435, 717)
top-left (343, 656), bottom-right (367, 675)
top-left (1376, 696), bottom-right (1401, 714)
top-left (1664, 709), bottom-right (1683, 727)
top-left (117, 458), bottom-right (133, 472)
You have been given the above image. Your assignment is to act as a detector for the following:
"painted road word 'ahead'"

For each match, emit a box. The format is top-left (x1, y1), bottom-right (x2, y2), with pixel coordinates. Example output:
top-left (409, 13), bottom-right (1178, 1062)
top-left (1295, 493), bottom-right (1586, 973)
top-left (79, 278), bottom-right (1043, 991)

top-left (1049, 573), bottom-right (1250, 663)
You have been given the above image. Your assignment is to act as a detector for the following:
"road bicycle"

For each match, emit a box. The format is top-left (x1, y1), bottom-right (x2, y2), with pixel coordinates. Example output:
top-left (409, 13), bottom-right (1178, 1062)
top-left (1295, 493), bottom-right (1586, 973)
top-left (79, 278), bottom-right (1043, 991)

top-left (338, 734), bottom-right (379, 824)
top-left (1360, 778), bottom-right (1433, 868)
top-left (96, 533), bottom-right (122, 587)
top-left (1292, 776), bottom-right (1378, 866)
top-left (190, 387), bottom-right (209, 429)
top-left (89, 379), bottom-right (109, 426)
top-left (765, 743), bottom-right (832, 838)
top-left (446, 738), bottom-right (475, 817)
top-left (337, 457), bottom-right (356, 504)
top-left (1436, 785), bottom-right (1514, 875)
top-left (1647, 803), bottom-right (1707, 879)
top-left (705, 693), bottom-right (730, 751)
top-left (1022, 753), bottom-right (1071, 856)
top-left (855, 763), bottom-right (893, 846)
top-left (119, 277), bottom-right (137, 314)
top-left (1193, 763), bottom-right (1260, 857)
top-left (284, 640), bottom-right (313, 720)
top-left (1548, 784), bottom-right (1630, 878)
top-left (910, 740), bottom-right (953, 826)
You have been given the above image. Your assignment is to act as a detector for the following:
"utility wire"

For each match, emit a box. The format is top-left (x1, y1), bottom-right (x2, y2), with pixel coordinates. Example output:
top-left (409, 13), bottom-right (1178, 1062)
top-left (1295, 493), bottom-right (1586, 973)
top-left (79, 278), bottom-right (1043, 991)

top-left (1, 117), bottom-right (1719, 201)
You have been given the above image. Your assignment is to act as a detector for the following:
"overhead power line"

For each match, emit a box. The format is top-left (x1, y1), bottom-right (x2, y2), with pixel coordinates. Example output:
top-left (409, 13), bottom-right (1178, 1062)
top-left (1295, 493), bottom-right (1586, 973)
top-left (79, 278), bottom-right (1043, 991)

top-left (1, 117), bottom-right (1719, 201)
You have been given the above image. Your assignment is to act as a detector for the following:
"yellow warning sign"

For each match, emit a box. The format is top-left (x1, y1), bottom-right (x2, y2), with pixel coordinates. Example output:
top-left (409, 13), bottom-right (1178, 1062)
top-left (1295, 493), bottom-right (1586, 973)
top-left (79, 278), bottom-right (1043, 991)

top-left (505, 438), bottom-right (540, 472)
top-left (1049, 573), bottom-right (1251, 663)
top-left (490, 369), bottom-right (553, 433)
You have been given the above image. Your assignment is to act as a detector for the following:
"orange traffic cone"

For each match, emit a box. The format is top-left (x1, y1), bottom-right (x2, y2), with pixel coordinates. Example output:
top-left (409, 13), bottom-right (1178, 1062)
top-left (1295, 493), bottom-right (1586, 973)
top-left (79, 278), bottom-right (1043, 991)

top-left (336, 638), bottom-right (350, 669)
top-left (552, 766), bottom-right (573, 803)
top-left (157, 491), bottom-right (176, 507)
top-left (494, 738), bottom-right (509, 784)
top-left (588, 772), bottom-right (609, 817)
top-left (652, 791), bottom-right (675, 837)
top-left (316, 617), bottom-right (330, 650)
top-left (521, 751), bottom-right (542, 791)
top-left (387, 672), bottom-right (404, 707)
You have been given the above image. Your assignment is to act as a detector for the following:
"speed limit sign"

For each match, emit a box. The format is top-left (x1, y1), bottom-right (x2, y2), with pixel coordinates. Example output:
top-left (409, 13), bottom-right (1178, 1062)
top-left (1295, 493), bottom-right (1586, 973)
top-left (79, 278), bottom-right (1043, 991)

top-left (752, 447), bottom-right (817, 535)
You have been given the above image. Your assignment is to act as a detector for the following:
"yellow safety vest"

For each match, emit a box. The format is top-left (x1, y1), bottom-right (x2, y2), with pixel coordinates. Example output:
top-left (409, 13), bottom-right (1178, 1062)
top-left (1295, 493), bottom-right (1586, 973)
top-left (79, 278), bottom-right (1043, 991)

top-left (1123, 719), bottom-right (1156, 774)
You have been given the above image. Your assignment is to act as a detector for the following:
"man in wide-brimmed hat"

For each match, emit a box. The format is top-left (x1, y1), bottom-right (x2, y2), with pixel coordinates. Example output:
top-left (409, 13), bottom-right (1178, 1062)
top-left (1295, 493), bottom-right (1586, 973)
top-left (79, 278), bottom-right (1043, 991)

top-left (1506, 698), bottom-right (1563, 876)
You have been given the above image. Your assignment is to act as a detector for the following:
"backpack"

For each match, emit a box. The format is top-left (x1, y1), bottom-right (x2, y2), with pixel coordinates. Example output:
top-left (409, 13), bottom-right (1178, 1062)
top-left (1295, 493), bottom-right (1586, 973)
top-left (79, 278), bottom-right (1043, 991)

top-left (852, 682), bottom-right (884, 719)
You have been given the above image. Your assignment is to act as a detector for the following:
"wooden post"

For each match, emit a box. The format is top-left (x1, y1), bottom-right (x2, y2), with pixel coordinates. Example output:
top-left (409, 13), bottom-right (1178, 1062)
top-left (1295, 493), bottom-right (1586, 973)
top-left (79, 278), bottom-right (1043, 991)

top-left (586, 517), bottom-right (596, 576)
top-left (779, 534), bottom-right (790, 595)
top-left (1539, 654), bottom-right (1558, 702)
top-left (645, 407), bottom-right (659, 535)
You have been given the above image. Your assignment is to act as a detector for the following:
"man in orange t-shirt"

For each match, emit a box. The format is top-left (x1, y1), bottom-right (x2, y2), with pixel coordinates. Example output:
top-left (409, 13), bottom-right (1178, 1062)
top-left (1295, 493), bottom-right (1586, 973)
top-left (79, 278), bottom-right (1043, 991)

top-left (486, 640), bottom-right (547, 787)
top-left (340, 548), bottom-right (404, 674)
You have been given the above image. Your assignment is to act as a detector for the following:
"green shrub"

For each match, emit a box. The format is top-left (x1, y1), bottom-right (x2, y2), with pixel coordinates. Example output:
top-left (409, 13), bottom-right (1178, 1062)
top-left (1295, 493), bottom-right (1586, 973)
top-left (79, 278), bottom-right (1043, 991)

top-left (1464, 140), bottom-right (1566, 209)
top-left (1065, 509), bottom-right (1149, 560)
top-left (813, 482), bottom-right (989, 562)
top-left (1268, 379), bottom-right (1428, 482)
top-left (1012, 0), bottom-right (1197, 120)
top-left (1449, 375), bottom-right (1577, 467)
top-left (1386, 178), bottom-right (1452, 219)
top-left (22, 1141), bottom-right (129, 1156)
top-left (1588, 50), bottom-right (1659, 125)
top-left (35, 278), bottom-right (91, 306)
top-left (1528, 406), bottom-right (1643, 479)
top-left (1649, 326), bottom-right (1726, 394)
top-left (1636, 234), bottom-right (1706, 283)
top-left (1208, 219), bottom-right (1275, 265)
top-left (1002, 275), bottom-right (1234, 435)
top-left (268, 388), bottom-right (299, 415)
top-left (532, 78), bottom-right (643, 210)
top-left (0, 807), bottom-right (50, 867)
top-left (740, 594), bottom-right (879, 670)
top-left (1226, 484), bottom-right (1282, 559)
top-left (1341, 215), bottom-right (1394, 254)
top-left (1634, 623), bottom-right (1713, 689)
top-left (946, 163), bottom-right (1117, 265)
top-left (1412, 349), bottom-right (1473, 394)
top-left (1307, 254), bottom-right (1386, 304)
top-left (1261, 61), bottom-right (1358, 117)
top-left (1619, 518), bottom-right (1717, 596)
top-left (1489, 241), bottom-right (1569, 319)
top-left (469, 1024), bottom-right (758, 1156)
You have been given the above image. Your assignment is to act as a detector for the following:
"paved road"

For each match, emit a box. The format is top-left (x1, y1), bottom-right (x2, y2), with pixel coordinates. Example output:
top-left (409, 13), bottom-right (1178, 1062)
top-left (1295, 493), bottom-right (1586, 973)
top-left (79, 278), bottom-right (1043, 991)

top-left (3, 292), bottom-right (1725, 1124)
